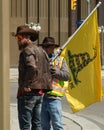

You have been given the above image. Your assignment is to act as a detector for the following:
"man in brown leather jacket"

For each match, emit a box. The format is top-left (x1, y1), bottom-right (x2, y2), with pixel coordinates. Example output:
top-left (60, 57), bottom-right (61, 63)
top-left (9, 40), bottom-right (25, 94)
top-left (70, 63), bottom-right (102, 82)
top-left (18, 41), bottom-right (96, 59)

top-left (15, 25), bottom-right (52, 130)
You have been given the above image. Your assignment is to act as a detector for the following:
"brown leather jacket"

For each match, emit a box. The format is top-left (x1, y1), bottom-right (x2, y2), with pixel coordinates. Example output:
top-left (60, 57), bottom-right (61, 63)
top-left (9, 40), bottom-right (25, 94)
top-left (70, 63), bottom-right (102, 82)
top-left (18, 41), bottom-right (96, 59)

top-left (18, 43), bottom-right (52, 92)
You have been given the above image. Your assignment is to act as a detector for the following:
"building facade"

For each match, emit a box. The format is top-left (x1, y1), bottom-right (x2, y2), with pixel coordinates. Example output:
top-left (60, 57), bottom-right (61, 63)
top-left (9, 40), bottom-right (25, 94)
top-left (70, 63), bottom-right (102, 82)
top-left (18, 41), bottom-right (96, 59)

top-left (10, 0), bottom-right (104, 67)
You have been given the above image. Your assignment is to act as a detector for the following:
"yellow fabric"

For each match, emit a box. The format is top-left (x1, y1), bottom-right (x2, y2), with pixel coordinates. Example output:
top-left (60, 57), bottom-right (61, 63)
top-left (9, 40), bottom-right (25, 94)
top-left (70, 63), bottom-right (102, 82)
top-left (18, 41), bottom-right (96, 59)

top-left (102, 91), bottom-right (104, 96)
top-left (61, 10), bottom-right (102, 112)
top-left (52, 56), bottom-right (63, 69)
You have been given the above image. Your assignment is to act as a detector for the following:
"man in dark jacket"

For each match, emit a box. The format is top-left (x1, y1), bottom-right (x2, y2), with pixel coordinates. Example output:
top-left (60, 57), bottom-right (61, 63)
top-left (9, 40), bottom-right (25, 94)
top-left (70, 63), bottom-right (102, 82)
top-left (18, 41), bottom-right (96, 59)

top-left (15, 25), bottom-right (52, 130)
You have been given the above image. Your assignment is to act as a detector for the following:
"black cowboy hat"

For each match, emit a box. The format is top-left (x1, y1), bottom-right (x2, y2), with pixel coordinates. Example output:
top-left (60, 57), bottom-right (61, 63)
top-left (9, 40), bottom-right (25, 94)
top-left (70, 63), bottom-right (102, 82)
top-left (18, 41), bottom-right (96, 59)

top-left (15, 25), bottom-right (39, 41)
top-left (39, 37), bottom-right (59, 48)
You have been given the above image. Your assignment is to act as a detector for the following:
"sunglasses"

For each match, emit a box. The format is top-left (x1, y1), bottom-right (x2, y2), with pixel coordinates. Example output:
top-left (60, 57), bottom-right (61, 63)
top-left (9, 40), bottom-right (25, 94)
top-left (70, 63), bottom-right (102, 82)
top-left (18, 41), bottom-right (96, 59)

top-left (15, 35), bottom-right (24, 40)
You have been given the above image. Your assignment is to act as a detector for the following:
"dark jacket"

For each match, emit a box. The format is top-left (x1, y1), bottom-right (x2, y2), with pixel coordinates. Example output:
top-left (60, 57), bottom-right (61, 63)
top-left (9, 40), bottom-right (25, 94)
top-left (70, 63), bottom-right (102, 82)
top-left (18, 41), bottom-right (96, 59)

top-left (18, 43), bottom-right (52, 92)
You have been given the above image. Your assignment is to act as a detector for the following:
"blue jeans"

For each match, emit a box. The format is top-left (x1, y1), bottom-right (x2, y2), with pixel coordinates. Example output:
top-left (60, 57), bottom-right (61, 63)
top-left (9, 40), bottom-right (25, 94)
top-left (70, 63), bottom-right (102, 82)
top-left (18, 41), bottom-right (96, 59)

top-left (17, 93), bottom-right (43, 130)
top-left (41, 96), bottom-right (64, 130)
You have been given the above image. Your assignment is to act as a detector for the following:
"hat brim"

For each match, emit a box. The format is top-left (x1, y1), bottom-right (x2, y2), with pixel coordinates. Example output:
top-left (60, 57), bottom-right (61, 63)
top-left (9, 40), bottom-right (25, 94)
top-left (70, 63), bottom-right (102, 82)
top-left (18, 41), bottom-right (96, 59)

top-left (39, 43), bottom-right (59, 48)
top-left (15, 28), bottom-right (39, 41)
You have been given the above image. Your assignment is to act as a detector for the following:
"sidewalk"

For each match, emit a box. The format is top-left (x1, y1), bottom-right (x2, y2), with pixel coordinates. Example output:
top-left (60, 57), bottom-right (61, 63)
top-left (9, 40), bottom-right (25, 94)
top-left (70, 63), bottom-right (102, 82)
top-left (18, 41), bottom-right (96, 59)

top-left (10, 68), bottom-right (104, 130)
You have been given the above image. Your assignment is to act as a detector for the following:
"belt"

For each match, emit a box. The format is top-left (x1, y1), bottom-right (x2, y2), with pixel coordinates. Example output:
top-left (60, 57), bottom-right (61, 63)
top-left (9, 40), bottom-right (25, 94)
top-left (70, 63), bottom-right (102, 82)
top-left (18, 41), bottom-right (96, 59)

top-left (24, 89), bottom-right (43, 95)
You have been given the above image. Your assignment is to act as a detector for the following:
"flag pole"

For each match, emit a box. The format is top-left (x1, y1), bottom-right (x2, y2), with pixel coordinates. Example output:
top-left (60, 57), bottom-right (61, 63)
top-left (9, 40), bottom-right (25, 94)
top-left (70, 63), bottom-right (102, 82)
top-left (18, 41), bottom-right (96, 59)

top-left (51, 1), bottom-right (102, 62)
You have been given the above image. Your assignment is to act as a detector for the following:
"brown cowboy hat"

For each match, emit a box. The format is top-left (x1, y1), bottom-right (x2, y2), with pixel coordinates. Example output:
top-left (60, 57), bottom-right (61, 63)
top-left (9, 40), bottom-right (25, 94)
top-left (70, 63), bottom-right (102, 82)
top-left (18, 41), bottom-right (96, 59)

top-left (15, 25), bottom-right (39, 41)
top-left (39, 37), bottom-right (59, 48)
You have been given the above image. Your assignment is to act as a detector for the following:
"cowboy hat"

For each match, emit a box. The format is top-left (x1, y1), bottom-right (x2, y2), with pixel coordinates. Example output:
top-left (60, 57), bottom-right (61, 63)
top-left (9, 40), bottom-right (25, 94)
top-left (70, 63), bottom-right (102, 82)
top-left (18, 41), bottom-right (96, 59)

top-left (15, 25), bottom-right (39, 41)
top-left (39, 37), bottom-right (59, 47)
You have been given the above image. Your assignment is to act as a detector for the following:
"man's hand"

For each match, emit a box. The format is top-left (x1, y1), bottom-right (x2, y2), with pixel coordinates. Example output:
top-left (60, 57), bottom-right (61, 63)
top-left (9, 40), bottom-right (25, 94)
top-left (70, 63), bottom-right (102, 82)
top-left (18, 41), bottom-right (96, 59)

top-left (24, 87), bottom-right (31, 92)
top-left (50, 64), bottom-right (56, 74)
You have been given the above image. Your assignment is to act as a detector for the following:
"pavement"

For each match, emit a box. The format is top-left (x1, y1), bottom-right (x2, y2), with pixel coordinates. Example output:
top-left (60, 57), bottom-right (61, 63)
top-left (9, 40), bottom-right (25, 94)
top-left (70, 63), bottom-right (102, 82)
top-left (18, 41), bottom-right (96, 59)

top-left (10, 68), bottom-right (104, 130)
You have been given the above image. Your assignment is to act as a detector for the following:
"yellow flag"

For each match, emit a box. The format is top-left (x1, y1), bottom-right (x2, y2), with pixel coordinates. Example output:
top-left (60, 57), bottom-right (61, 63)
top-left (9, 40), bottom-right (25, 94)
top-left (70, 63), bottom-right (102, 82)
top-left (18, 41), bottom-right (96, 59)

top-left (61, 10), bottom-right (102, 112)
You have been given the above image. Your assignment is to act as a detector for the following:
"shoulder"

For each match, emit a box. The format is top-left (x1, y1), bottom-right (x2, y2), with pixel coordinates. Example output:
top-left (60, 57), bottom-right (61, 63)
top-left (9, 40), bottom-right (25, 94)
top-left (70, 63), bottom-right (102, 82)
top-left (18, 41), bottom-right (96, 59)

top-left (23, 44), bottom-right (35, 56)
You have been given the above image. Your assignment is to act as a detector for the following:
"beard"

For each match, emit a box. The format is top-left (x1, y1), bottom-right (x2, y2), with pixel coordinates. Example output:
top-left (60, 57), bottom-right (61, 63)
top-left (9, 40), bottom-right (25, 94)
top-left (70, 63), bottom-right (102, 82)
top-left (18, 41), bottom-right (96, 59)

top-left (18, 39), bottom-right (30, 50)
top-left (18, 44), bottom-right (23, 50)
top-left (18, 43), bottom-right (28, 50)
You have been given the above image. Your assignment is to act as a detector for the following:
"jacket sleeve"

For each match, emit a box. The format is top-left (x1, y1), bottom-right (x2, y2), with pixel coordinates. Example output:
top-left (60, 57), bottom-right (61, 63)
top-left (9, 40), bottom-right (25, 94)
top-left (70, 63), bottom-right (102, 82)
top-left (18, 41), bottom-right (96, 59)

top-left (22, 48), bottom-right (38, 88)
top-left (51, 58), bottom-right (70, 81)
